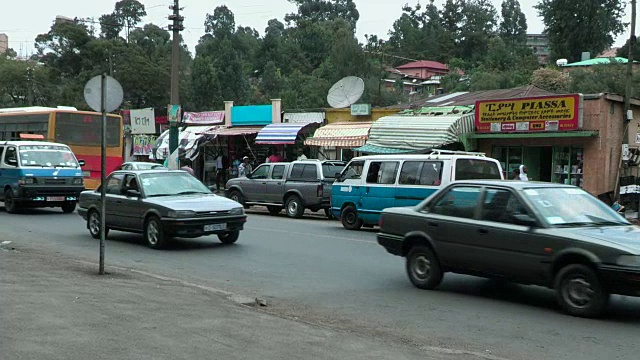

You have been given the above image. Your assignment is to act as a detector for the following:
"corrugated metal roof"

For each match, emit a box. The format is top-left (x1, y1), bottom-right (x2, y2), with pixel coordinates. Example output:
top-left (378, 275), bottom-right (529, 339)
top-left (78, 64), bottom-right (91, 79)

top-left (354, 144), bottom-right (415, 154)
top-left (305, 122), bottom-right (373, 148)
top-left (388, 86), bottom-right (558, 110)
top-left (207, 126), bottom-right (264, 136)
top-left (361, 114), bottom-right (475, 152)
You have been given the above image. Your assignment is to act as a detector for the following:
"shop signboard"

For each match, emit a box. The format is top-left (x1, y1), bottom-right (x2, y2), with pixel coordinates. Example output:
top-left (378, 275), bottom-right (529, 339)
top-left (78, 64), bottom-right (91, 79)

top-left (183, 111), bottom-right (225, 125)
top-left (475, 94), bottom-right (582, 133)
top-left (133, 134), bottom-right (157, 155)
top-left (130, 108), bottom-right (156, 134)
top-left (351, 104), bottom-right (371, 116)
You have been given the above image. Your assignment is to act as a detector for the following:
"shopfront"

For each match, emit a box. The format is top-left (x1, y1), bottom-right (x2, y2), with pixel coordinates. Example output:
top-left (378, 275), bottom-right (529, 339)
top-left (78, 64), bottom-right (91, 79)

top-left (470, 93), bottom-right (632, 198)
top-left (304, 121), bottom-right (373, 160)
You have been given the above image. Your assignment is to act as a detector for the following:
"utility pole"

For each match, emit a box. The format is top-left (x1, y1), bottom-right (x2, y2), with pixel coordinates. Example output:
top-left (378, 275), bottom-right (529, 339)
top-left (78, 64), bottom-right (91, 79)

top-left (168, 0), bottom-right (184, 157)
top-left (26, 66), bottom-right (34, 106)
top-left (624, 0), bottom-right (637, 145)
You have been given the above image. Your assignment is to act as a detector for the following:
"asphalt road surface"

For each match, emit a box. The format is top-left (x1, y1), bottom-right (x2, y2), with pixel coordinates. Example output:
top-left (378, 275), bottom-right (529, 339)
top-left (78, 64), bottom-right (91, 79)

top-left (2, 206), bottom-right (640, 360)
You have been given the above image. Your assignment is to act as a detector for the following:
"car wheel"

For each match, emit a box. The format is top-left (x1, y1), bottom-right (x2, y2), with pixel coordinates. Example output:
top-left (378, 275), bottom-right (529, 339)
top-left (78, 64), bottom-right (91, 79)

top-left (4, 189), bottom-right (19, 214)
top-left (324, 208), bottom-right (335, 220)
top-left (61, 202), bottom-right (76, 213)
top-left (228, 190), bottom-right (245, 206)
top-left (406, 246), bottom-right (443, 290)
top-left (285, 195), bottom-right (304, 218)
top-left (144, 216), bottom-right (168, 250)
top-left (218, 230), bottom-right (240, 244)
top-left (88, 210), bottom-right (109, 239)
top-left (554, 264), bottom-right (609, 317)
top-left (267, 206), bottom-right (282, 215)
top-left (340, 205), bottom-right (363, 230)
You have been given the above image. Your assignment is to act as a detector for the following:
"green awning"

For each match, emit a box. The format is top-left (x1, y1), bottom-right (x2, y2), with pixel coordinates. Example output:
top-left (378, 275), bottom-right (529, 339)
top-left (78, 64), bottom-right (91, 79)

top-left (354, 143), bottom-right (416, 154)
top-left (468, 131), bottom-right (599, 139)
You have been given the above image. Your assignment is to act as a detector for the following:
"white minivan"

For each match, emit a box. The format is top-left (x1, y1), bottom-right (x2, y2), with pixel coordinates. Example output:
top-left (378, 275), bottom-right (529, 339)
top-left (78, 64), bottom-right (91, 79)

top-left (331, 150), bottom-right (504, 230)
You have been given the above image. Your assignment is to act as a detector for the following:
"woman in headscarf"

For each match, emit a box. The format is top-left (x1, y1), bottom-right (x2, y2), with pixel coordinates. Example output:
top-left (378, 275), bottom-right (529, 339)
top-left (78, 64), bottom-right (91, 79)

top-left (518, 165), bottom-right (529, 181)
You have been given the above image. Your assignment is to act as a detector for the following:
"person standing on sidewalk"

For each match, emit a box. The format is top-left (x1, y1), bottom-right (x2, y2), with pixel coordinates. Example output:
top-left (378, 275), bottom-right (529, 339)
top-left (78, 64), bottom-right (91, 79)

top-left (237, 156), bottom-right (252, 177)
top-left (215, 153), bottom-right (228, 192)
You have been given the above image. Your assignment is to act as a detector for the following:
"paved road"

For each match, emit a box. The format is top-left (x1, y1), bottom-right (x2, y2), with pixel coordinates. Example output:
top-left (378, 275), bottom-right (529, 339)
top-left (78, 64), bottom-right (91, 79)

top-left (2, 206), bottom-right (640, 360)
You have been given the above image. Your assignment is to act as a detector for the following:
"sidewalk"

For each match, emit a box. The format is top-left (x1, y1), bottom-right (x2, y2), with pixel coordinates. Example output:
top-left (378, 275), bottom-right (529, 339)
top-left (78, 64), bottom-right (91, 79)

top-left (0, 245), bottom-right (482, 360)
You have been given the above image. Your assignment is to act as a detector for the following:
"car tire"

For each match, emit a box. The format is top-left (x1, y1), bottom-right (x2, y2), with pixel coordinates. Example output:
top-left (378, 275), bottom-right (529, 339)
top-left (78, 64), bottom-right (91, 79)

top-left (340, 205), bottom-right (363, 230)
top-left (554, 264), bottom-right (609, 318)
top-left (228, 190), bottom-right (245, 206)
top-left (218, 230), bottom-right (240, 244)
top-left (144, 216), bottom-right (168, 250)
top-left (88, 210), bottom-right (109, 240)
top-left (4, 189), bottom-right (19, 214)
top-left (61, 202), bottom-right (76, 213)
top-left (324, 208), bottom-right (335, 220)
top-left (406, 246), bottom-right (443, 290)
top-left (285, 195), bottom-right (304, 218)
top-left (267, 206), bottom-right (282, 215)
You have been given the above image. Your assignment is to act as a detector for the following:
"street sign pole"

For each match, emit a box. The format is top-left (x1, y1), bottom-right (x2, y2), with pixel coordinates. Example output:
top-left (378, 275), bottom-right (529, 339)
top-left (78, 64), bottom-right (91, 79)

top-left (99, 74), bottom-right (107, 275)
top-left (84, 74), bottom-right (123, 276)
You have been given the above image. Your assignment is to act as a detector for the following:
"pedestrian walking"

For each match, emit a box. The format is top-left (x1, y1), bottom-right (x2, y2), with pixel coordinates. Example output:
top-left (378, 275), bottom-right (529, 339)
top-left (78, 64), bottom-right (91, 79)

top-left (215, 153), bottom-right (228, 192)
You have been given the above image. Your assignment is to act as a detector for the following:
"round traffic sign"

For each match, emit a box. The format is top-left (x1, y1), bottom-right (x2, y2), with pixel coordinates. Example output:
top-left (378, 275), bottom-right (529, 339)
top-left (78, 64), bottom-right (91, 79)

top-left (84, 75), bottom-right (124, 113)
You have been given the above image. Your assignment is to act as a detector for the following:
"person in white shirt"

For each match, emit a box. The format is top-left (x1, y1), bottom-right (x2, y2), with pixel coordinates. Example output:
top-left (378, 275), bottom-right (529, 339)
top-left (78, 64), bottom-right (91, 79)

top-left (237, 156), bottom-right (252, 177)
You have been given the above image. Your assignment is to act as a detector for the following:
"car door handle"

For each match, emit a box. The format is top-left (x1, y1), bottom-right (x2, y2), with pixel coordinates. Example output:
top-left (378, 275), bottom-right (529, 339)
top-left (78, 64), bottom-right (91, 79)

top-left (276, 182), bottom-right (281, 185)
top-left (261, 182), bottom-right (266, 185)
top-left (428, 222), bottom-right (439, 227)
top-left (116, 200), bottom-right (123, 204)
top-left (478, 229), bottom-right (489, 235)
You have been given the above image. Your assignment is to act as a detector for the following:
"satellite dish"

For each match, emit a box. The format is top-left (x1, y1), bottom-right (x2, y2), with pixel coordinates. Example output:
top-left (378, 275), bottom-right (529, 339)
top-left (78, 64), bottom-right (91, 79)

top-left (327, 76), bottom-right (365, 108)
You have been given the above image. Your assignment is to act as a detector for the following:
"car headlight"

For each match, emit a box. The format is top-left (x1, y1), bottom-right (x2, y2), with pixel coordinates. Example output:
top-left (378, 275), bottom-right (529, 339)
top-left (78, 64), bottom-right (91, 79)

top-left (73, 178), bottom-right (84, 185)
top-left (168, 210), bottom-right (196, 218)
top-left (19, 177), bottom-right (34, 185)
top-left (229, 207), bottom-right (244, 215)
top-left (616, 255), bottom-right (640, 267)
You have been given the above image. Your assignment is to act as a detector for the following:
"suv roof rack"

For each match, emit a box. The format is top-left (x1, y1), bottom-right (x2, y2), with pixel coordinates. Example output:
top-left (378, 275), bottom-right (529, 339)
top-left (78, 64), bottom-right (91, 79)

top-left (428, 150), bottom-right (486, 157)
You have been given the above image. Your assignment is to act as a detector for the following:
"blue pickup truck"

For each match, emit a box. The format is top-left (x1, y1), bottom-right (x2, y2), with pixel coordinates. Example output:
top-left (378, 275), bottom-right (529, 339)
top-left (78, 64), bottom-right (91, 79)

top-left (0, 141), bottom-right (86, 213)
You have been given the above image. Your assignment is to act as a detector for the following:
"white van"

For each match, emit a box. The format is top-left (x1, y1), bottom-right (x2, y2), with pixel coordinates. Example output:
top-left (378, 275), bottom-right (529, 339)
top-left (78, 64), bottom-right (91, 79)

top-left (331, 150), bottom-right (504, 230)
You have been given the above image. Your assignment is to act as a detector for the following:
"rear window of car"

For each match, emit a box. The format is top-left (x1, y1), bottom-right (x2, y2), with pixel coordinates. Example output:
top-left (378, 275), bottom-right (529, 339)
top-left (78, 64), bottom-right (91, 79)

top-left (322, 164), bottom-right (345, 179)
top-left (290, 164), bottom-right (318, 180)
top-left (454, 159), bottom-right (502, 180)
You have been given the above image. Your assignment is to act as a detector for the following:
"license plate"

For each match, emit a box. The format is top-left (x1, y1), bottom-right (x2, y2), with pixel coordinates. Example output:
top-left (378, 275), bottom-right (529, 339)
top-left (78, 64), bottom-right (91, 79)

top-left (204, 223), bottom-right (226, 231)
top-left (47, 196), bottom-right (65, 202)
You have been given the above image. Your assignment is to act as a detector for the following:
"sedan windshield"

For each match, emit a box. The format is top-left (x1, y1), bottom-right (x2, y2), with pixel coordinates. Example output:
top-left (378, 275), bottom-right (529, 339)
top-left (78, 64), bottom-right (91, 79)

top-left (140, 172), bottom-right (211, 197)
top-left (19, 145), bottom-right (79, 168)
top-left (522, 187), bottom-right (629, 227)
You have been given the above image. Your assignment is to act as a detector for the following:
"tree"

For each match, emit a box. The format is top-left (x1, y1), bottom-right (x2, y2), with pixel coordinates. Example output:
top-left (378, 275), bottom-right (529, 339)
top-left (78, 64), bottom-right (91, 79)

top-left (205, 6), bottom-right (236, 39)
top-left (535, 0), bottom-right (626, 62)
top-left (458, 0), bottom-right (498, 63)
top-left (440, 0), bottom-right (464, 59)
top-left (286, 0), bottom-right (360, 30)
top-left (99, 13), bottom-right (124, 40)
top-left (530, 67), bottom-right (569, 93)
top-left (617, 38), bottom-right (640, 61)
top-left (114, 0), bottom-right (146, 42)
top-left (259, 61), bottom-right (284, 100)
top-left (4, 48), bottom-right (17, 58)
top-left (499, 0), bottom-right (527, 48)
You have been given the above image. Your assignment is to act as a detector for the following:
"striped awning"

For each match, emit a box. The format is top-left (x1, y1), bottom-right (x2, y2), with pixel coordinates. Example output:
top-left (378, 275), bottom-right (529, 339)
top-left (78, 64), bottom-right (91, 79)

top-left (355, 144), bottom-right (415, 154)
top-left (206, 126), bottom-right (263, 136)
top-left (305, 122), bottom-right (373, 148)
top-left (255, 123), bottom-right (315, 145)
top-left (355, 114), bottom-right (475, 153)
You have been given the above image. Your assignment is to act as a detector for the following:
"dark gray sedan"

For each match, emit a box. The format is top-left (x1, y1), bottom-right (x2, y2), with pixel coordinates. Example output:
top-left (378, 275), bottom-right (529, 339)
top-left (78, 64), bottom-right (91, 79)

top-left (377, 180), bottom-right (640, 318)
top-left (78, 170), bottom-right (247, 249)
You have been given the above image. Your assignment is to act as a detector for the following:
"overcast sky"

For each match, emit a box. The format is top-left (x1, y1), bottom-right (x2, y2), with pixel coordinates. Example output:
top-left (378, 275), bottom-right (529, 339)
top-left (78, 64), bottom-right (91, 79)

top-left (1, 0), bottom-right (636, 58)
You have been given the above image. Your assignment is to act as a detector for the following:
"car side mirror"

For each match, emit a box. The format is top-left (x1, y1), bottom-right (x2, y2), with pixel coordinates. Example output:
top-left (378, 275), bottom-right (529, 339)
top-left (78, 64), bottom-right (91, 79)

top-left (126, 189), bottom-right (141, 198)
top-left (334, 173), bottom-right (343, 182)
top-left (78, 159), bottom-right (86, 166)
top-left (512, 213), bottom-right (537, 227)
top-left (245, 172), bottom-right (252, 179)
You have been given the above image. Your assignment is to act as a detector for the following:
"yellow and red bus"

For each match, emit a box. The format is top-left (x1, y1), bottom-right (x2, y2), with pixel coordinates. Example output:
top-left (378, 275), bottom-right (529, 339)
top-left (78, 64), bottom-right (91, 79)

top-left (0, 107), bottom-right (123, 189)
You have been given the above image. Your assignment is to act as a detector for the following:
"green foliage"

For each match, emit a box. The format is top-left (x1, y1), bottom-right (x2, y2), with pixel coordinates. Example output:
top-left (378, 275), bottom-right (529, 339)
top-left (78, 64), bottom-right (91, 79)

top-left (530, 67), bottom-right (570, 93)
top-left (535, 0), bottom-right (626, 62)
top-left (499, 0), bottom-right (528, 48)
